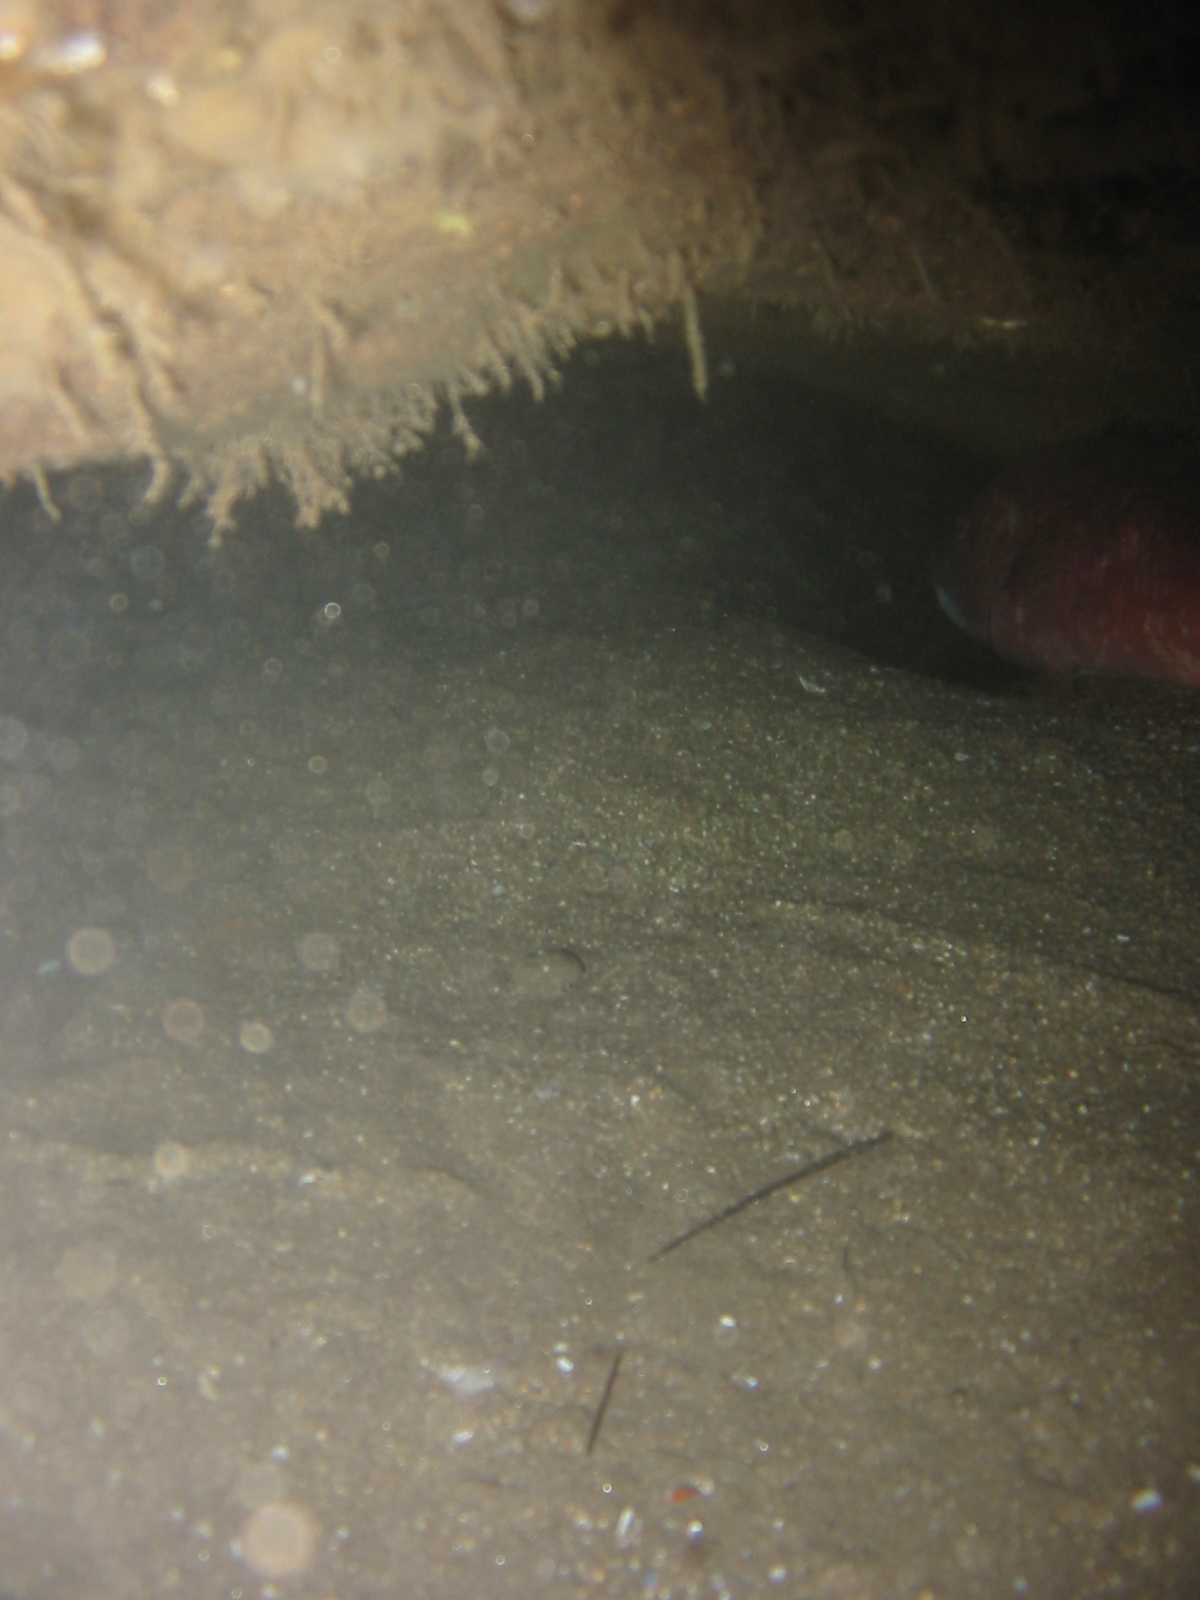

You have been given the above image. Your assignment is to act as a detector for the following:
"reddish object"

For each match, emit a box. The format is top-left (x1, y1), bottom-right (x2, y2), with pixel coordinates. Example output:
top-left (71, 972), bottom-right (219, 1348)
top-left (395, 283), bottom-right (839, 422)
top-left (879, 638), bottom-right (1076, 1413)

top-left (936, 443), bottom-right (1200, 685)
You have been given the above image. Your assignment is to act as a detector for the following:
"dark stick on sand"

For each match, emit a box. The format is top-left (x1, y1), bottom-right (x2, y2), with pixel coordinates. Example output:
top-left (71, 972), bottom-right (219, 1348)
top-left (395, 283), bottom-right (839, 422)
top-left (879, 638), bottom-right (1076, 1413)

top-left (585, 1349), bottom-right (623, 1456)
top-left (650, 1130), bottom-right (895, 1263)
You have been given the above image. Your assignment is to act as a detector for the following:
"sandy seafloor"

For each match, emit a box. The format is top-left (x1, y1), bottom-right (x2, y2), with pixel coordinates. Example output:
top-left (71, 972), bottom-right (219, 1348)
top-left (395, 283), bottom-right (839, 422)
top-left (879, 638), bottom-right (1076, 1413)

top-left (0, 329), bottom-right (1198, 1600)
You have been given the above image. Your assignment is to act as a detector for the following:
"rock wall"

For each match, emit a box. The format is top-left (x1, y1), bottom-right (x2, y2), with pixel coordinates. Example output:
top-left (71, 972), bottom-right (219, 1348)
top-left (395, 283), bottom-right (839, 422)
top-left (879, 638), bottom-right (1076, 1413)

top-left (0, 0), bottom-right (1195, 531)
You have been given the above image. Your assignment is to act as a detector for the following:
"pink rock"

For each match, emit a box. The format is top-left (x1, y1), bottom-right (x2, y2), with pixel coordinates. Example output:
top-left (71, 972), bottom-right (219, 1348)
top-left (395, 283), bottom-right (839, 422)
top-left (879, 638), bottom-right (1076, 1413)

top-left (937, 442), bottom-right (1200, 685)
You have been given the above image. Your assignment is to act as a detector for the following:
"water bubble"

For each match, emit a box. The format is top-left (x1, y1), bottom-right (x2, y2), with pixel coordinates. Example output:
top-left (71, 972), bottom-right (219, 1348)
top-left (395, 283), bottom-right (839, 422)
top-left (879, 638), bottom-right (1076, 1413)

top-left (364, 777), bottom-right (391, 810)
top-left (66, 926), bottom-right (116, 976)
top-left (66, 474), bottom-right (104, 512)
top-left (238, 1501), bottom-right (316, 1579)
top-left (239, 1019), bottom-right (275, 1054)
top-left (129, 544), bottom-right (164, 581)
top-left (484, 726), bottom-right (510, 755)
top-left (162, 997), bottom-right (205, 1043)
top-left (153, 1140), bottom-right (191, 1180)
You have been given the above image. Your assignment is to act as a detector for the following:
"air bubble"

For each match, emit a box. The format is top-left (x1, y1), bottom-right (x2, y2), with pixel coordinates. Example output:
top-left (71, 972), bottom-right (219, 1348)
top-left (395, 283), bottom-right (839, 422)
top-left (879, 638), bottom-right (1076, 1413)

top-left (129, 545), bottom-right (165, 581)
top-left (239, 1019), bottom-right (275, 1054)
top-left (66, 926), bottom-right (116, 976)
top-left (162, 998), bottom-right (206, 1043)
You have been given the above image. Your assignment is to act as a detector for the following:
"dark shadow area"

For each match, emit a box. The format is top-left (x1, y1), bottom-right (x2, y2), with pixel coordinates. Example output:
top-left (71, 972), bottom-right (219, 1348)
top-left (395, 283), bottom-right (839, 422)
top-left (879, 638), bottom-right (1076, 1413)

top-left (340, 330), bottom-right (1028, 688)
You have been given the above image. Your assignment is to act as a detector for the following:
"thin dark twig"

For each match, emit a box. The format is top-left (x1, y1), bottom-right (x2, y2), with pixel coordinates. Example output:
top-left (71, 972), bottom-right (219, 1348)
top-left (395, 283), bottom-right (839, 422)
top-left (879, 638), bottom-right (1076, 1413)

top-left (650, 1129), bottom-right (895, 1262)
top-left (585, 1349), bottom-right (623, 1456)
